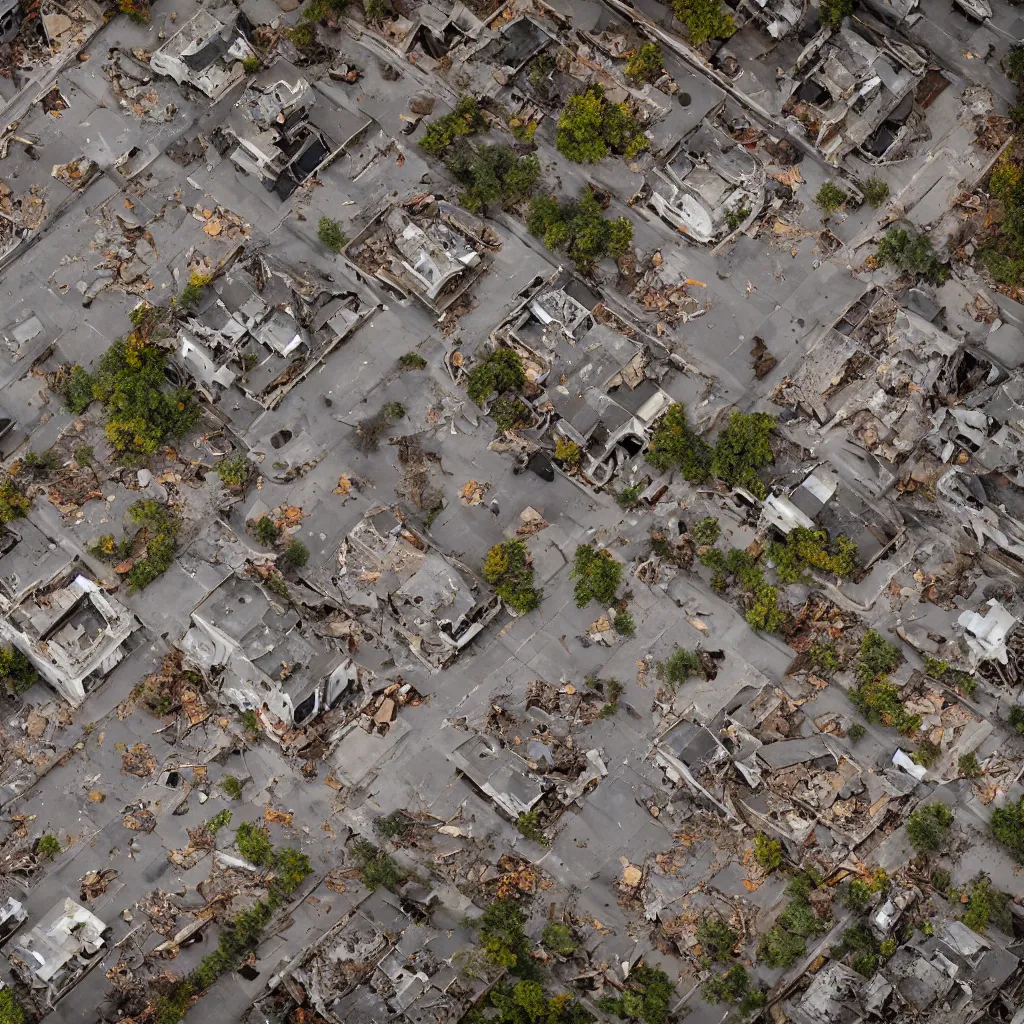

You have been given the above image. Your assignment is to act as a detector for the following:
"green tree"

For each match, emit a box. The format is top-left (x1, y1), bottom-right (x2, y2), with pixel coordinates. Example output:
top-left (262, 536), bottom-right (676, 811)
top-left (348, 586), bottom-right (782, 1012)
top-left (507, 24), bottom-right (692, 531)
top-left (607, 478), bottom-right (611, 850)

top-left (863, 178), bottom-right (890, 207)
top-left (0, 646), bottom-right (37, 694)
top-left (483, 540), bottom-right (542, 613)
top-left (710, 411), bottom-right (775, 498)
top-left (420, 96), bottom-right (487, 156)
top-left (555, 87), bottom-right (647, 163)
top-left (0, 479), bottom-right (29, 525)
top-left (960, 875), bottom-right (1012, 934)
top-left (467, 349), bottom-right (526, 405)
top-left (645, 404), bottom-right (712, 480)
top-left (690, 517), bottom-right (720, 546)
top-left (446, 144), bottom-right (540, 213)
top-left (669, 0), bottom-right (735, 45)
top-left (757, 925), bottom-right (805, 967)
top-left (991, 795), bottom-right (1024, 862)
top-left (906, 802), bottom-right (954, 853)
top-left (527, 190), bottom-right (633, 271)
top-left (476, 899), bottom-right (536, 977)
top-left (701, 965), bottom-right (765, 1014)
top-left (541, 922), bottom-right (577, 955)
top-left (570, 544), bottom-right (622, 607)
top-left (0, 988), bottom-right (25, 1024)
top-left (769, 526), bottom-right (859, 583)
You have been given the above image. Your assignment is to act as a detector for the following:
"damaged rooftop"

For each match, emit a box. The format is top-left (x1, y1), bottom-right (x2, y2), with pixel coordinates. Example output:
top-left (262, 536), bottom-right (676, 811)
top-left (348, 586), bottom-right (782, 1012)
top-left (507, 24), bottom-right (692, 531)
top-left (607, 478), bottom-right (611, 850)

top-left (0, 0), bottom-right (1023, 1019)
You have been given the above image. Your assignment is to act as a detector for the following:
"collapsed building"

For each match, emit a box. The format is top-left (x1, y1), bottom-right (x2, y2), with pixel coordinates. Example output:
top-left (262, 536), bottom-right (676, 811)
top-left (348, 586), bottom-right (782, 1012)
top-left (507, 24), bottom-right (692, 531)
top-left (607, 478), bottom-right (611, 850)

top-left (216, 64), bottom-right (372, 198)
top-left (781, 22), bottom-right (928, 166)
top-left (346, 197), bottom-right (492, 315)
top-left (176, 249), bottom-right (375, 413)
top-left (149, 7), bottom-right (258, 101)
top-left (179, 573), bottom-right (369, 731)
top-left (0, 520), bottom-right (138, 705)
top-left (8, 899), bottom-right (109, 1010)
top-left (482, 272), bottom-right (675, 493)
top-left (304, 506), bottom-right (501, 671)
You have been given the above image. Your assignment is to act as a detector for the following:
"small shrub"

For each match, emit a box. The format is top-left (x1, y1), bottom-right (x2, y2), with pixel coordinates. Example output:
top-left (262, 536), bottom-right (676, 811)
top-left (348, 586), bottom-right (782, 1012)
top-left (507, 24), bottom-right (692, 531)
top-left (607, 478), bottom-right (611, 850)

top-left (696, 915), bottom-right (738, 962)
top-left (875, 227), bottom-right (949, 283)
top-left (655, 647), bottom-right (703, 689)
top-left (570, 544), bottom-right (622, 607)
top-left (398, 352), bottom-right (427, 370)
top-left (646, 403), bottom-right (712, 480)
top-left (177, 271), bottom-right (212, 309)
top-left (555, 86), bottom-right (647, 164)
top-left (383, 401), bottom-right (406, 420)
top-left (37, 834), bottom-right (61, 859)
top-left (816, 182), bottom-right (847, 212)
top-left (263, 572), bottom-right (289, 599)
top-left (252, 515), bottom-right (281, 546)
top-left (961, 875), bottom-right (1012, 934)
top-left (843, 870), bottom-right (888, 911)
top-left (753, 832), bottom-right (782, 871)
top-left (554, 436), bottom-right (582, 468)
top-left (527, 190), bottom-right (633, 272)
top-left (959, 752), bottom-right (982, 778)
top-left (808, 640), bottom-right (842, 675)
top-left (74, 443), bottom-right (95, 467)
top-left (490, 395), bottom-right (531, 432)
top-left (515, 809), bottom-right (548, 845)
top-left (541, 922), bottom-right (576, 955)
top-left (317, 217), bottom-right (347, 253)
top-left (236, 822), bottom-right (274, 866)
top-left (240, 710), bottom-right (261, 739)
top-left (711, 410), bottom-right (776, 498)
top-left (364, 0), bottom-right (388, 22)
top-left (856, 630), bottom-right (902, 683)
top-left (375, 812), bottom-right (412, 840)
top-left (669, 0), bottom-right (735, 45)
top-left (0, 646), bottom-right (37, 695)
top-left (281, 539), bottom-right (310, 569)
top-left (819, 0), bottom-right (853, 28)
top-left (757, 926), bottom-right (805, 968)
top-left (906, 802), bottom-right (954, 853)
top-left (991, 794), bottom-right (1024, 862)
top-left (207, 810), bottom-right (232, 834)
top-left (911, 740), bottom-right (941, 768)
top-left (624, 41), bottom-right (663, 83)
top-left (351, 839), bottom-right (407, 891)
top-left (847, 722), bottom-right (866, 741)
top-left (241, 56), bottom-right (261, 73)
top-left (216, 454), bottom-right (251, 489)
top-left (616, 483), bottom-right (643, 509)
top-left (691, 517), bottom-right (720, 546)
top-left (614, 610), bottom-right (636, 637)
top-left (0, 480), bottom-right (30, 525)
top-left (222, 775), bottom-right (244, 800)
top-left (863, 178), bottom-right (890, 206)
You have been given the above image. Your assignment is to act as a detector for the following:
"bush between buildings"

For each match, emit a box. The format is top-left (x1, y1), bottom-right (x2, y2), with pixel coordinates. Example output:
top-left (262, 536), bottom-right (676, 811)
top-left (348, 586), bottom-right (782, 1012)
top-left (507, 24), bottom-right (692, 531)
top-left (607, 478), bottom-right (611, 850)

top-left (317, 217), bottom-right (347, 253)
top-left (515, 809), bottom-right (548, 845)
top-left (446, 143), bottom-right (540, 214)
top-left (63, 307), bottom-right (199, 464)
top-left (757, 925), bottom-right (806, 968)
top-left (0, 988), bottom-right (24, 1024)
top-left (351, 839), bottom-right (407, 891)
top-left (613, 610), bottom-right (636, 637)
top-left (555, 86), bottom-right (648, 163)
top-left (0, 645), bottom-right (37, 695)
top-left (281, 538), bottom-right (310, 569)
top-left (466, 349), bottom-right (527, 406)
top-left (846, 722), bottom-right (866, 741)
top-left (701, 965), bottom-right (766, 1014)
top-left (221, 775), bottom-right (244, 800)
top-left (216, 453), bottom-right (251, 490)
top-left (596, 963), bottom-right (674, 1024)
top-left (299, 0), bottom-right (348, 25)
top-left (554, 436), bottom-right (582, 469)
top-left (958, 875), bottom-right (1012, 934)
top-left (235, 822), bottom-right (274, 866)
top-left (906, 802), bottom-right (954, 853)
top-left (843, 870), bottom-right (888, 911)
top-left (768, 526), bottom-right (859, 583)
top-left (862, 177), bottom-right (890, 207)
top-left (124, 500), bottom-right (181, 592)
top-left (855, 629), bottom-right (903, 684)
top-left (37, 834), bottom-right (61, 859)
top-left (177, 271), bottom-right (212, 309)
top-left (570, 544), bottom-right (622, 608)
top-left (874, 227), bottom-right (949, 283)
top-left (696, 914), bottom-right (738, 963)
top-left (540, 922), bottom-right (577, 955)
top-left (364, 0), bottom-right (388, 23)
top-left (991, 794), bottom-right (1024, 862)
top-left (483, 540), bottom-right (542, 614)
top-left (419, 96), bottom-right (487, 156)
top-left (690, 517), bottom-right (720, 547)
top-left (959, 752), bottom-right (982, 778)
top-left (655, 647), bottom-right (704, 689)
top-left (815, 182), bottom-right (847, 212)
top-left (668, 0), bottom-right (734, 45)
top-left (753, 832), bottom-right (782, 871)
top-left (819, 0), bottom-right (854, 27)
top-left (617, 483), bottom-right (644, 509)
top-left (527, 190), bottom-right (633, 272)
top-left (624, 41), bottom-right (664, 84)
top-left (252, 515), bottom-right (281, 547)
top-left (475, 898), bottom-right (537, 977)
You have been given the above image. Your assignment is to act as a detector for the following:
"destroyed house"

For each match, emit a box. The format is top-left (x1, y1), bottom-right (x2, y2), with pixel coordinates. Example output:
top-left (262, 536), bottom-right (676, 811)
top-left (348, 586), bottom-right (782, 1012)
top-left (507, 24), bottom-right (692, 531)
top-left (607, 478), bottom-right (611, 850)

top-left (381, 0), bottom-right (485, 60)
top-left (736, 0), bottom-right (803, 40)
top-left (0, 0), bottom-right (20, 43)
top-left (0, 520), bottom-right (138, 706)
top-left (782, 22), bottom-right (927, 165)
top-left (346, 198), bottom-right (490, 314)
top-left (488, 276), bottom-right (673, 488)
top-left (267, 888), bottom-right (493, 1024)
top-left (9, 899), bottom-right (109, 1008)
top-left (647, 122), bottom-right (767, 244)
top-left (177, 251), bottom-right (374, 411)
top-left (218, 65), bottom-right (372, 198)
top-left (179, 574), bottom-right (362, 730)
top-left (149, 7), bottom-right (257, 101)
top-left (305, 506), bottom-right (501, 670)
